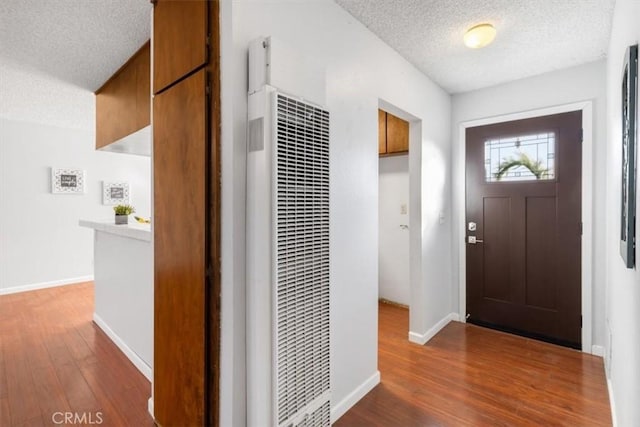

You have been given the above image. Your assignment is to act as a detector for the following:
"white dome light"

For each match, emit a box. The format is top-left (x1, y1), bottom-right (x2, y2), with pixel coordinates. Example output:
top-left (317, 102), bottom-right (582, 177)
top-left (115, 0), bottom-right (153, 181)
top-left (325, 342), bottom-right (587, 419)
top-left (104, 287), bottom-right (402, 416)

top-left (464, 23), bottom-right (497, 49)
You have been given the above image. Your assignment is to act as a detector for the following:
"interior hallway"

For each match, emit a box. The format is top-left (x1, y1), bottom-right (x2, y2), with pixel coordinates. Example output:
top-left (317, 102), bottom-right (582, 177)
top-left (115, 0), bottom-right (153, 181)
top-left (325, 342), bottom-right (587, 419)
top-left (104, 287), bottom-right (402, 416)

top-left (0, 282), bottom-right (153, 426)
top-left (336, 302), bottom-right (611, 426)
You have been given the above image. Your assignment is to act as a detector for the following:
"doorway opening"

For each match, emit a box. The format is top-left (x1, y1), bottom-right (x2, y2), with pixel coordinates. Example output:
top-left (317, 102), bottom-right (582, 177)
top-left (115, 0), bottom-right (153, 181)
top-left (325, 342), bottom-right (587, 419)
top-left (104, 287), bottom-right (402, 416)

top-left (376, 100), bottom-right (421, 358)
top-left (378, 109), bottom-right (411, 310)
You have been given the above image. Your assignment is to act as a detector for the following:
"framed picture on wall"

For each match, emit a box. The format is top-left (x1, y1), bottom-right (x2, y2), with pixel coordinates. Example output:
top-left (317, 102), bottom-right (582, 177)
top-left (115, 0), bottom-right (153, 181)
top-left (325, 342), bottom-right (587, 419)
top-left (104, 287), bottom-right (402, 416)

top-left (620, 44), bottom-right (638, 269)
top-left (102, 181), bottom-right (130, 205)
top-left (51, 168), bottom-right (86, 194)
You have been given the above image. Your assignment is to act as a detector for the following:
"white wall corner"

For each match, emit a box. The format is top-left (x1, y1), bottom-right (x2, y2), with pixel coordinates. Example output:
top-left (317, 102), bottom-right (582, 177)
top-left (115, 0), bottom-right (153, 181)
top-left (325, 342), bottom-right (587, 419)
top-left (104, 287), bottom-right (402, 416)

top-left (591, 345), bottom-right (606, 358)
top-left (0, 275), bottom-right (94, 295)
top-left (93, 313), bottom-right (153, 381)
top-left (147, 397), bottom-right (154, 420)
top-left (330, 371), bottom-right (380, 424)
top-left (408, 312), bottom-right (458, 345)
top-left (607, 378), bottom-right (618, 427)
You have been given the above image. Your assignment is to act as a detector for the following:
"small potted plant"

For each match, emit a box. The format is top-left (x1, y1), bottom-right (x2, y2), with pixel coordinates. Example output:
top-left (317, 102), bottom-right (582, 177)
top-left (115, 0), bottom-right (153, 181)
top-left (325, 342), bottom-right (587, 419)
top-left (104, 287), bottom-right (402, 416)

top-left (113, 204), bottom-right (135, 225)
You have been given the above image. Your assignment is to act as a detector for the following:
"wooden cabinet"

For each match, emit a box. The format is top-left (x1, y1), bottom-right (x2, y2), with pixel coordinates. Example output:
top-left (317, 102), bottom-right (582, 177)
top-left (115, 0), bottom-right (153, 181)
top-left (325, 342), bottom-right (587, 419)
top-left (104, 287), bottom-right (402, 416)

top-left (153, 69), bottom-right (207, 426)
top-left (378, 109), bottom-right (387, 154)
top-left (95, 41), bottom-right (150, 149)
top-left (153, 0), bottom-right (208, 94)
top-left (378, 109), bottom-right (409, 155)
top-left (152, 0), bottom-right (220, 426)
top-left (135, 45), bottom-right (151, 128)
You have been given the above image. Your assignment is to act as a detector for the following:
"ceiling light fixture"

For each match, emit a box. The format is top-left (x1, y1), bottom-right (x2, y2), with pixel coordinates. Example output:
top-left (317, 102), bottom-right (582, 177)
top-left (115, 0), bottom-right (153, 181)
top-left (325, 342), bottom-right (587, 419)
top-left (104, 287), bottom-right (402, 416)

top-left (464, 23), bottom-right (496, 49)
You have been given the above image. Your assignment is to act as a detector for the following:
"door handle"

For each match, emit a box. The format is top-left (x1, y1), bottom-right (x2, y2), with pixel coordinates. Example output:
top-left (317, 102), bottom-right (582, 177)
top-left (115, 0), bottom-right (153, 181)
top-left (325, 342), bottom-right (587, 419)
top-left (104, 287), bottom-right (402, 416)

top-left (468, 236), bottom-right (484, 244)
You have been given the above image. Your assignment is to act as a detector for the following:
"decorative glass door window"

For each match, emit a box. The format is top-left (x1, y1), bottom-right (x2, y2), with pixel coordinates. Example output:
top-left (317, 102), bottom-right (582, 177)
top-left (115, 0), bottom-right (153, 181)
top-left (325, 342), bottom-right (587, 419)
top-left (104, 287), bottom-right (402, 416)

top-left (485, 133), bottom-right (556, 182)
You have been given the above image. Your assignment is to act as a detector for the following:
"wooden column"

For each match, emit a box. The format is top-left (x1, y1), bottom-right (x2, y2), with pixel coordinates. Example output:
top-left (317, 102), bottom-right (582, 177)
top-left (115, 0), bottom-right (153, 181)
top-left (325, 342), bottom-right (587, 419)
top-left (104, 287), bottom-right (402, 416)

top-left (152, 0), bottom-right (220, 425)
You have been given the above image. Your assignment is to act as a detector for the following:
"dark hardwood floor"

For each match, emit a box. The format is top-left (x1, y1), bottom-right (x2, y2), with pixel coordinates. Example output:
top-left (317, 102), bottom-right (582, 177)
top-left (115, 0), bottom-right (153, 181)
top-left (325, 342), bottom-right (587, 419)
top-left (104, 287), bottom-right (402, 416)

top-left (336, 302), bottom-right (611, 426)
top-left (0, 282), bottom-right (154, 426)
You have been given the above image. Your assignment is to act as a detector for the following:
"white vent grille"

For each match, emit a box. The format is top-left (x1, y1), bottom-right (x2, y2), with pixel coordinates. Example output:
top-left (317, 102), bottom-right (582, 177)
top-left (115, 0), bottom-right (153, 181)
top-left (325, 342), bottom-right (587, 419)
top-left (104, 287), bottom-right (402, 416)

top-left (292, 401), bottom-right (331, 427)
top-left (274, 93), bottom-right (330, 427)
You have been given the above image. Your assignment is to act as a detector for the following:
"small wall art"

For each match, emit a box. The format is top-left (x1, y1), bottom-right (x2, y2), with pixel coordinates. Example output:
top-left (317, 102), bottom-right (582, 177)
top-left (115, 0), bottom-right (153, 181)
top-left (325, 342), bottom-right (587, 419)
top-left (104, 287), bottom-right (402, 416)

top-left (103, 181), bottom-right (130, 205)
top-left (620, 44), bottom-right (638, 269)
top-left (51, 168), bottom-right (86, 194)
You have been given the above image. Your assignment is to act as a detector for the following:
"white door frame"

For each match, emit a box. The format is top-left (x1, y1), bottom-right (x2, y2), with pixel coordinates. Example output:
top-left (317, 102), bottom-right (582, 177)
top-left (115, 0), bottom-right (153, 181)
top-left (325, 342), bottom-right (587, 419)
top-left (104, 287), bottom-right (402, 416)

top-left (378, 99), bottom-right (422, 340)
top-left (456, 101), bottom-right (594, 354)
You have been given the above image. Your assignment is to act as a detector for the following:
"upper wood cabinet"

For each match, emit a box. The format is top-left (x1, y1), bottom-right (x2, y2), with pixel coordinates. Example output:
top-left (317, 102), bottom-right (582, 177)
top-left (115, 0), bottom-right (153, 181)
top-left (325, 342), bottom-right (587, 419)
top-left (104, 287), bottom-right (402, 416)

top-left (95, 41), bottom-right (150, 150)
top-left (379, 109), bottom-right (409, 155)
top-left (135, 45), bottom-right (151, 128)
top-left (378, 109), bottom-right (387, 154)
top-left (153, 0), bottom-right (208, 94)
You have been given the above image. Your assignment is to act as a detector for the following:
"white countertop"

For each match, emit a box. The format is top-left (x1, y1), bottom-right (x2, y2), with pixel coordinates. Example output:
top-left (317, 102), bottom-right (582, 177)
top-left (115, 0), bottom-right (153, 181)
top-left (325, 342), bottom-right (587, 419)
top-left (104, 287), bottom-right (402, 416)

top-left (79, 219), bottom-right (151, 242)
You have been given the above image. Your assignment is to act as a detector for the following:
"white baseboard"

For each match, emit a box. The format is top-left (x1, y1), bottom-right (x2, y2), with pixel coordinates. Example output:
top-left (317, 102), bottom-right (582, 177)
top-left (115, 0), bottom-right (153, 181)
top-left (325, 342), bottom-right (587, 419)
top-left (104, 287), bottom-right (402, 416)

top-left (607, 378), bottom-right (617, 427)
top-left (592, 345), bottom-right (605, 357)
top-left (148, 397), bottom-right (154, 419)
top-left (0, 275), bottom-right (94, 295)
top-left (408, 312), bottom-right (458, 345)
top-left (93, 313), bottom-right (152, 381)
top-left (330, 370), bottom-right (380, 423)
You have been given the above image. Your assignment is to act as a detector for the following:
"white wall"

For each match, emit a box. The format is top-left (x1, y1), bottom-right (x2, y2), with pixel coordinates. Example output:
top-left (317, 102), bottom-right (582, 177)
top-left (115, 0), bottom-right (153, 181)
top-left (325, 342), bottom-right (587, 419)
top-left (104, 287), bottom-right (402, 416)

top-left (378, 155), bottom-right (410, 305)
top-left (93, 230), bottom-right (153, 377)
top-left (0, 67), bottom-right (151, 293)
top-left (0, 119), bottom-right (151, 292)
top-left (220, 0), bottom-right (452, 424)
top-left (451, 60), bottom-right (607, 349)
top-left (605, 0), bottom-right (640, 424)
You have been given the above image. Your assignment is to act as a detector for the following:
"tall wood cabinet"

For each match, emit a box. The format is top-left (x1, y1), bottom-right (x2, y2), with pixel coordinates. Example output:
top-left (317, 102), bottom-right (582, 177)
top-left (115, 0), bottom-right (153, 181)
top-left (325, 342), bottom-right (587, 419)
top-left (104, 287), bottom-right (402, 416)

top-left (152, 1), bottom-right (220, 426)
top-left (378, 109), bottom-right (409, 155)
top-left (95, 42), bottom-right (150, 149)
top-left (153, 0), bottom-right (208, 94)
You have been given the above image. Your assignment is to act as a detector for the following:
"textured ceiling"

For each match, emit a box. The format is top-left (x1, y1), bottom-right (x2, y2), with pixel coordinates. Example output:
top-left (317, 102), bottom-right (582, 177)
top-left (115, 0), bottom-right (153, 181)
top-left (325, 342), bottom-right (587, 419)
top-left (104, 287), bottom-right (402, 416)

top-left (334, 0), bottom-right (615, 93)
top-left (0, 0), bottom-right (616, 117)
top-left (0, 60), bottom-right (95, 130)
top-left (0, 0), bottom-right (151, 92)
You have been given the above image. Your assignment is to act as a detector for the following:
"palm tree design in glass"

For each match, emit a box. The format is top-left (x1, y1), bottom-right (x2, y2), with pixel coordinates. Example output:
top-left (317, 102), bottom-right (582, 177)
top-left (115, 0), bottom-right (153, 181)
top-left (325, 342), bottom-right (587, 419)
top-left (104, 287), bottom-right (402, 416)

top-left (495, 152), bottom-right (550, 181)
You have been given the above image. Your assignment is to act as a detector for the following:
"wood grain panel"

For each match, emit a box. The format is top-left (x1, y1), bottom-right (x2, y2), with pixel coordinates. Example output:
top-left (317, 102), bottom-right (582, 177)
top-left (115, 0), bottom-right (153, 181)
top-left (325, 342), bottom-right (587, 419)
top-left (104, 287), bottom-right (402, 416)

top-left (526, 196), bottom-right (558, 309)
top-left (385, 112), bottom-right (409, 154)
top-left (483, 197), bottom-right (511, 302)
top-left (378, 109), bottom-right (387, 154)
top-left (153, 0), bottom-right (207, 94)
top-left (95, 41), bottom-right (151, 149)
top-left (95, 59), bottom-right (137, 149)
top-left (153, 69), bottom-right (207, 426)
top-left (206, 1), bottom-right (221, 425)
top-left (335, 303), bottom-right (611, 426)
top-left (135, 42), bottom-right (151, 130)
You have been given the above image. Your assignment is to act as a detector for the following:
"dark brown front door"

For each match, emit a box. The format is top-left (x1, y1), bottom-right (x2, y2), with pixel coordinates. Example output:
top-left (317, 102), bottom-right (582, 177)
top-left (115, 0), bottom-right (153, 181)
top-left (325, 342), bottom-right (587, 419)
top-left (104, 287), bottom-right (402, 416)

top-left (465, 111), bottom-right (582, 349)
